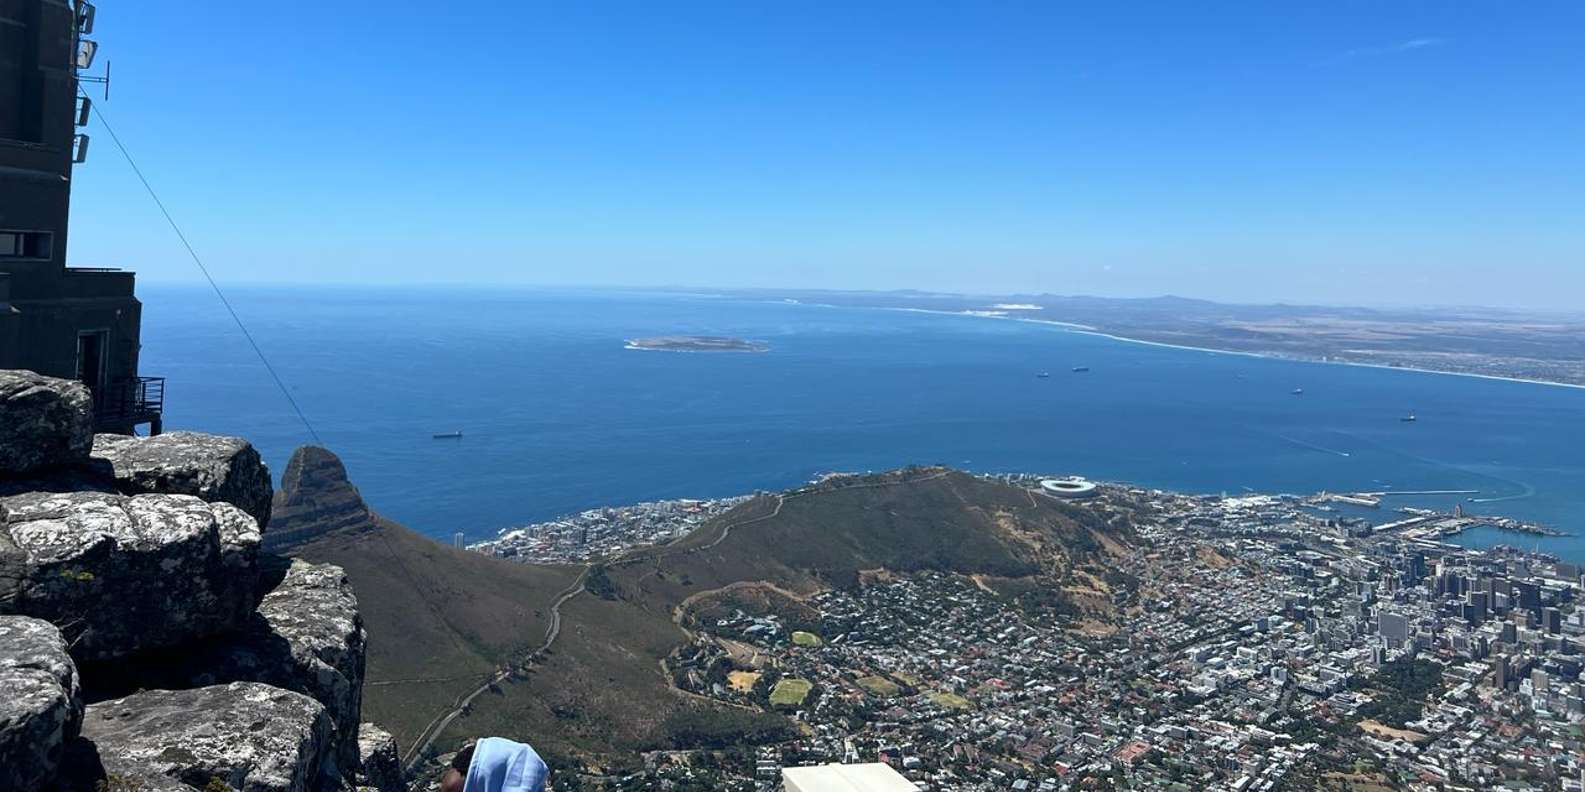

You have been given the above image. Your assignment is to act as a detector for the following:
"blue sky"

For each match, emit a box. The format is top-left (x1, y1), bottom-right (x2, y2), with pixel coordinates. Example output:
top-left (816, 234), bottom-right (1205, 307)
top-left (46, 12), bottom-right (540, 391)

top-left (67, 1), bottom-right (1585, 309)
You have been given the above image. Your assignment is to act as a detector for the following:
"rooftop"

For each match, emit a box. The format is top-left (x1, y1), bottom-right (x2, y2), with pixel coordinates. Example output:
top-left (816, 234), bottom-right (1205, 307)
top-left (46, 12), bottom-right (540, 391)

top-left (782, 763), bottom-right (917, 792)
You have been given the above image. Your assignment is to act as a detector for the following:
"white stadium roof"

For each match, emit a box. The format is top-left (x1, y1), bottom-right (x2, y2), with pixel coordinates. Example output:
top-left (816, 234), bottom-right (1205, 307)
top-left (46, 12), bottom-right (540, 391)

top-left (1039, 477), bottom-right (1099, 497)
top-left (782, 763), bottom-right (917, 792)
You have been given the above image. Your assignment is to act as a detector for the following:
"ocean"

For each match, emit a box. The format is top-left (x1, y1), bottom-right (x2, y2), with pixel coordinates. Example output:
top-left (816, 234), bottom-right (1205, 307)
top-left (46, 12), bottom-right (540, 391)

top-left (140, 285), bottom-right (1585, 559)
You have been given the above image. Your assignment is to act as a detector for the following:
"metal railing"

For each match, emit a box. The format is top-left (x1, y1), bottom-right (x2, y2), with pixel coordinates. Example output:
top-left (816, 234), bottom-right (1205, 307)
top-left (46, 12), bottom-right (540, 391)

top-left (93, 376), bottom-right (164, 428)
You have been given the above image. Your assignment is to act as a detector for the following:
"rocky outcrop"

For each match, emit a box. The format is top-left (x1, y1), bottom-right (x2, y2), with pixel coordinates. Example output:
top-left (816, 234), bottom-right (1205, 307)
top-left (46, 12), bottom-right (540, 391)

top-left (355, 723), bottom-right (407, 792)
top-left (0, 616), bottom-right (83, 791)
top-left (92, 431), bottom-right (274, 527)
top-left (0, 370), bottom-right (93, 476)
top-left (266, 446), bottom-right (375, 550)
top-left (183, 559), bottom-right (366, 774)
top-left (0, 491), bottom-right (261, 662)
top-left (1, 369), bottom-right (393, 791)
top-left (80, 682), bottom-right (338, 792)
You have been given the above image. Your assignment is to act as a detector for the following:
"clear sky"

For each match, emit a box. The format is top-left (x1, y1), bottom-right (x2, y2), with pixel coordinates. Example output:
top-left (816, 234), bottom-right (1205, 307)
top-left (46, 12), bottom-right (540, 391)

top-left (67, 1), bottom-right (1585, 309)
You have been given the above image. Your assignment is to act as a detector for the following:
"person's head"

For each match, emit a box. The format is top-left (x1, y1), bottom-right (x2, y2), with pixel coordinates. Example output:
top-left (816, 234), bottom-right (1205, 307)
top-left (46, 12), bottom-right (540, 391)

top-left (439, 743), bottom-right (477, 792)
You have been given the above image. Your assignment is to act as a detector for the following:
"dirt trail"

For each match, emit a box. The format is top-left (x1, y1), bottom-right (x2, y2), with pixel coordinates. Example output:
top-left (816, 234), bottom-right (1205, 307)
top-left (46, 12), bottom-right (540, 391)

top-left (400, 469), bottom-right (950, 770)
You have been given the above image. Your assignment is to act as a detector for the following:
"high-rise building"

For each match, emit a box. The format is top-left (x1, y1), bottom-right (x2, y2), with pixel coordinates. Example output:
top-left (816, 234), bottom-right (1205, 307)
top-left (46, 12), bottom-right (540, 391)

top-left (1379, 613), bottom-right (1410, 647)
top-left (1408, 552), bottom-right (1427, 584)
top-left (452, 531), bottom-right (465, 549)
top-left (1515, 581), bottom-right (1542, 612)
top-left (1467, 591), bottom-right (1489, 623)
top-left (1435, 571), bottom-right (1469, 598)
top-left (1494, 656), bottom-right (1509, 689)
top-left (0, 0), bottom-right (160, 433)
top-left (1544, 607), bottom-right (1562, 635)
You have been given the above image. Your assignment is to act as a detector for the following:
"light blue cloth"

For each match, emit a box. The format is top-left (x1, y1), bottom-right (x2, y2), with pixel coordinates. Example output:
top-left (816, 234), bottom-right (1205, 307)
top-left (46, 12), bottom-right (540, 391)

top-left (463, 737), bottom-right (549, 792)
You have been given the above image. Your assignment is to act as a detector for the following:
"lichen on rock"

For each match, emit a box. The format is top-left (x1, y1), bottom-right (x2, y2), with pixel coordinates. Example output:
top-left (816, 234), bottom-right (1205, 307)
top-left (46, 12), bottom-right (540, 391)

top-left (0, 615), bottom-right (83, 791)
top-left (355, 722), bottom-right (407, 792)
top-left (0, 370), bottom-right (94, 477)
top-left (187, 558), bottom-right (367, 775)
top-left (80, 681), bottom-right (339, 792)
top-left (0, 491), bottom-right (262, 662)
top-left (2, 368), bottom-right (389, 792)
top-left (92, 431), bottom-right (274, 527)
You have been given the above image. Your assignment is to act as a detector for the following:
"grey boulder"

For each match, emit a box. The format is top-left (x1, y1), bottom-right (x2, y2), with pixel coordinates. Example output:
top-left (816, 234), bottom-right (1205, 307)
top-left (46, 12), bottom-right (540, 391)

top-left (354, 723), bottom-right (407, 792)
top-left (81, 681), bottom-right (338, 792)
top-left (0, 615), bottom-right (83, 790)
top-left (188, 559), bottom-right (366, 774)
top-left (0, 491), bottom-right (261, 662)
top-left (0, 370), bottom-right (93, 477)
top-left (92, 431), bottom-right (274, 527)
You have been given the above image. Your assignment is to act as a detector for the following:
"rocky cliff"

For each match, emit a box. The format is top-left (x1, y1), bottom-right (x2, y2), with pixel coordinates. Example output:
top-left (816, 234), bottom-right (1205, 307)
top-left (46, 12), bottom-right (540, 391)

top-left (264, 446), bottom-right (377, 551)
top-left (0, 369), bottom-right (405, 792)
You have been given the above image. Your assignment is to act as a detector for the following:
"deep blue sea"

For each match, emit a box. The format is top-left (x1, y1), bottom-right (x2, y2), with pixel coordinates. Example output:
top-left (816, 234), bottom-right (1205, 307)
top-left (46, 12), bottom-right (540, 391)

top-left (140, 285), bottom-right (1585, 559)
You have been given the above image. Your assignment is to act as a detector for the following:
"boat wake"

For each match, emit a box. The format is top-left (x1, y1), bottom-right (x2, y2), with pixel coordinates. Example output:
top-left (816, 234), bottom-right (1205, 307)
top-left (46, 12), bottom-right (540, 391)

top-left (1277, 435), bottom-right (1352, 458)
top-left (1470, 482), bottom-right (1537, 504)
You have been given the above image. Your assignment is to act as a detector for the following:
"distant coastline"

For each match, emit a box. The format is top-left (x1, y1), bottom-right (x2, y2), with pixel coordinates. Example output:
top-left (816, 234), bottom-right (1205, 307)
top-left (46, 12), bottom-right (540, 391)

top-left (959, 309), bottom-right (1585, 392)
top-left (734, 294), bottom-right (1585, 392)
top-left (625, 335), bottom-right (770, 353)
top-left (1023, 315), bottom-right (1585, 393)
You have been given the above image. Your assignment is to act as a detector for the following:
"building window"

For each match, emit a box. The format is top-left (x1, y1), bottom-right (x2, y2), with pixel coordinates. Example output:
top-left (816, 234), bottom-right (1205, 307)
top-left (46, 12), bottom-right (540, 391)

top-left (0, 231), bottom-right (54, 260)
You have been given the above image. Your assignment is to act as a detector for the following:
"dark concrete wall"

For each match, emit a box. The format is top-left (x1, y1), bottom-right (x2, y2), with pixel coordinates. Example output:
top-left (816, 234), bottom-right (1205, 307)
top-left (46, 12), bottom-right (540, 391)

top-left (0, 0), bottom-right (79, 151)
top-left (0, 0), bottom-right (77, 273)
top-left (0, 273), bottom-right (17, 367)
top-left (0, 2), bottom-right (144, 392)
top-left (0, 164), bottom-right (72, 296)
top-left (0, 1), bottom-right (35, 142)
top-left (8, 283), bottom-right (140, 381)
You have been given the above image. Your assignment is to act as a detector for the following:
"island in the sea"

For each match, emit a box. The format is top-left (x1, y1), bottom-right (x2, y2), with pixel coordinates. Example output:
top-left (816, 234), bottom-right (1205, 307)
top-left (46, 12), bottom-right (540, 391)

top-left (625, 335), bottom-right (769, 352)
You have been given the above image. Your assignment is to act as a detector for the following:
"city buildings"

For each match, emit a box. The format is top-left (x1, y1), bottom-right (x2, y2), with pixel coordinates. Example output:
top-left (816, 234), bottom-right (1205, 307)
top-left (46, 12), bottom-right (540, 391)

top-left (473, 494), bottom-right (752, 564)
top-left (598, 476), bottom-right (1585, 789)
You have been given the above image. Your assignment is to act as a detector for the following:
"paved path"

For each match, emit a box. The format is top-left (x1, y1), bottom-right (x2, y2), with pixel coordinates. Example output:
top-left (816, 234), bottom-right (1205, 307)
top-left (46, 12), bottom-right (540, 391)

top-left (365, 676), bottom-right (469, 687)
top-left (400, 569), bottom-right (588, 769)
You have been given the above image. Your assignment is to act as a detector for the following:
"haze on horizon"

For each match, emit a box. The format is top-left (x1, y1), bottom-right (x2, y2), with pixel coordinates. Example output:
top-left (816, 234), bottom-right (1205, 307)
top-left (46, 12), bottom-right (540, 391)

top-left (68, 1), bottom-right (1585, 311)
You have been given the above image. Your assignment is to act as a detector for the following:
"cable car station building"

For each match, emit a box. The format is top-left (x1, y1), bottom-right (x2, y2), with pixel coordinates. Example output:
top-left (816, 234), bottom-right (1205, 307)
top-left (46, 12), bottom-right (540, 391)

top-left (1, 0), bottom-right (160, 434)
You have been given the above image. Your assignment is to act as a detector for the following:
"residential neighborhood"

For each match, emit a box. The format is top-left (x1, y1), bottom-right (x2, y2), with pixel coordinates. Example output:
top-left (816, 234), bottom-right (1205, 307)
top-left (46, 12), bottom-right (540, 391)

top-left (518, 477), bottom-right (1585, 790)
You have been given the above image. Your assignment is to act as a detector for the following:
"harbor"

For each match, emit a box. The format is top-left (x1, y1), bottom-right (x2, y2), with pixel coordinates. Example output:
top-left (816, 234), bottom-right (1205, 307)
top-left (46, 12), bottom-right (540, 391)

top-left (1302, 491), bottom-right (1569, 541)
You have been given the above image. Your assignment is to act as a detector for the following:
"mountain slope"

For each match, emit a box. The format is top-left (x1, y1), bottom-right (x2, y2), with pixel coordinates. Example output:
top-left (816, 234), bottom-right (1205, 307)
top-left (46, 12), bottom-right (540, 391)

top-left (290, 518), bottom-right (580, 751)
top-left (306, 467), bottom-right (1135, 770)
top-left (611, 467), bottom-right (1128, 616)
